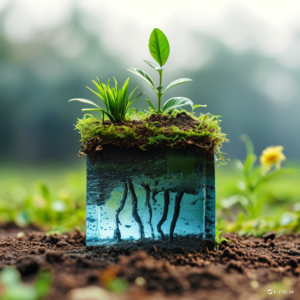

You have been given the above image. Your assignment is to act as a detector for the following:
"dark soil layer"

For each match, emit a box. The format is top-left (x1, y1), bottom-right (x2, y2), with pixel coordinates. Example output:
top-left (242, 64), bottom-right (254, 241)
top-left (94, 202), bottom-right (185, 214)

top-left (87, 236), bottom-right (214, 252)
top-left (1, 229), bottom-right (300, 300)
top-left (81, 112), bottom-right (219, 155)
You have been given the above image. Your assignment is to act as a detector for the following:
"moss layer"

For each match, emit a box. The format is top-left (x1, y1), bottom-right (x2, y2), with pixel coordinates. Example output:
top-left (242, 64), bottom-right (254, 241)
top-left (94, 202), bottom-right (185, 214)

top-left (74, 110), bottom-right (229, 164)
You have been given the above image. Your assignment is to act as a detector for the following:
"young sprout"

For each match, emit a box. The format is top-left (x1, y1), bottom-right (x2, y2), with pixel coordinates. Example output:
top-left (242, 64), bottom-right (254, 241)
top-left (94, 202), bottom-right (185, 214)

top-left (127, 28), bottom-right (207, 114)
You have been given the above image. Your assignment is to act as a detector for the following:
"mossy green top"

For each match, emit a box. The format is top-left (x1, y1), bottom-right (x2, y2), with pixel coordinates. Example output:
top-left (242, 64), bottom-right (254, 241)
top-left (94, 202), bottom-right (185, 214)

top-left (74, 110), bottom-right (228, 164)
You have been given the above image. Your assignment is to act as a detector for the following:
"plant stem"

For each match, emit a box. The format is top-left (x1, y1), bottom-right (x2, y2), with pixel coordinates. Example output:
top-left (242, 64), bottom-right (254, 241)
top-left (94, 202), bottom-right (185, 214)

top-left (157, 70), bottom-right (163, 113)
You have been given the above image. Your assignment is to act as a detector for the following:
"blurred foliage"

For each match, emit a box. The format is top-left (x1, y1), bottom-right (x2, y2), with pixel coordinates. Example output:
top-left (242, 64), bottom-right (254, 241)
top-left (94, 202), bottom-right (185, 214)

top-left (0, 267), bottom-right (52, 300)
top-left (106, 278), bottom-right (128, 293)
top-left (229, 135), bottom-right (294, 219)
top-left (0, 163), bottom-right (86, 232)
top-left (216, 139), bottom-right (300, 236)
top-left (0, 154), bottom-right (299, 235)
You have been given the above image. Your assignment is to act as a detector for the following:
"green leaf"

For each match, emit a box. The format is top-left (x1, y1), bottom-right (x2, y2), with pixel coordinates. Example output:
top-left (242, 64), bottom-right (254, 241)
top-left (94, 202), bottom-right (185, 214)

top-left (128, 92), bottom-right (146, 107)
top-left (69, 98), bottom-right (100, 108)
top-left (162, 78), bottom-right (193, 94)
top-left (146, 97), bottom-right (156, 112)
top-left (143, 60), bottom-right (157, 70)
top-left (128, 86), bottom-right (139, 101)
top-left (127, 68), bottom-right (156, 92)
top-left (162, 97), bottom-right (194, 113)
top-left (113, 77), bottom-right (119, 95)
top-left (149, 28), bottom-right (170, 66)
top-left (86, 85), bottom-right (104, 101)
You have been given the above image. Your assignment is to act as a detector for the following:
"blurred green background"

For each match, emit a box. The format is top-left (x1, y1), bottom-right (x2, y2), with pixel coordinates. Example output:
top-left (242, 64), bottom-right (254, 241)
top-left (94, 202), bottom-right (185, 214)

top-left (0, 0), bottom-right (299, 233)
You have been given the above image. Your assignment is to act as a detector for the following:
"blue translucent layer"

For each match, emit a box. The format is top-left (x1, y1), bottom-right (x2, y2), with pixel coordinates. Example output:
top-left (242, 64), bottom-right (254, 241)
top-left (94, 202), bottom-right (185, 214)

top-left (86, 147), bottom-right (215, 249)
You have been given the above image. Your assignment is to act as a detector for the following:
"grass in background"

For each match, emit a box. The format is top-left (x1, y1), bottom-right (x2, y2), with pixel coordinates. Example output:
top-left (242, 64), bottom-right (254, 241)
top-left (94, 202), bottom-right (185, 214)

top-left (216, 161), bottom-right (300, 236)
top-left (0, 161), bottom-right (86, 232)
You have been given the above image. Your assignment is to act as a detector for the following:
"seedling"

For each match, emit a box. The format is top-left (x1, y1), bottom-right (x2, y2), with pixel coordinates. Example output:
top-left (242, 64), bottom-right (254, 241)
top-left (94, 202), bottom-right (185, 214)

top-left (69, 77), bottom-right (145, 122)
top-left (127, 28), bottom-right (207, 114)
top-left (215, 230), bottom-right (229, 249)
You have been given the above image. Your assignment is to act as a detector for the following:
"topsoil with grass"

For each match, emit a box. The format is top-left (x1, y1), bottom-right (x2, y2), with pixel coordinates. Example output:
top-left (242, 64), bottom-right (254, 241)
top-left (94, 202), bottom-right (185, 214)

top-left (80, 112), bottom-right (220, 155)
top-left (1, 224), bottom-right (300, 300)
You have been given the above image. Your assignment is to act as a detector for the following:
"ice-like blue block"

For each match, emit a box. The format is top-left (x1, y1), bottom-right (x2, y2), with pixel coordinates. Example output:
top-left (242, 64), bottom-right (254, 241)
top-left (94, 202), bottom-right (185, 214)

top-left (86, 146), bottom-right (215, 251)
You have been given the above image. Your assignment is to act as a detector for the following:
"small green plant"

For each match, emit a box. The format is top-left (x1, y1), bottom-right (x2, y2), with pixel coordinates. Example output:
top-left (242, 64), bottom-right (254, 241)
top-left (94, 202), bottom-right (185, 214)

top-left (228, 135), bottom-right (294, 219)
top-left (69, 77), bottom-right (145, 122)
top-left (127, 28), bottom-right (207, 114)
top-left (215, 229), bottom-right (229, 249)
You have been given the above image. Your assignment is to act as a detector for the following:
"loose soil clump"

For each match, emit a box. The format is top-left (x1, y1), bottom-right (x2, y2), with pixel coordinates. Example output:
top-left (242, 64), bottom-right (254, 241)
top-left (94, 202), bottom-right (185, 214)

top-left (1, 228), bottom-right (300, 299)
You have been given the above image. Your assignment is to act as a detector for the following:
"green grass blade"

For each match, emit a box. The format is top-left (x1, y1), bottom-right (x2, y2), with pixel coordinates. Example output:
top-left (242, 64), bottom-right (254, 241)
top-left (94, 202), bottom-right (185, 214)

top-left (69, 98), bottom-right (100, 108)
top-left (92, 80), bottom-right (106, 98)
top-left (119, 78), bottom-right (130, 120)
top-left (146, 97), bottom-right (156, 112)
top-left (128, 86), bottom-right (139, 101)
top-left (113, 77), bottom-right (119, 95)
top-left (99, 81), bottom-right (110, 111)
top-left (86, 86), bottom-right (104, 101)
top-left (128, 92), bottom-right (146, 107)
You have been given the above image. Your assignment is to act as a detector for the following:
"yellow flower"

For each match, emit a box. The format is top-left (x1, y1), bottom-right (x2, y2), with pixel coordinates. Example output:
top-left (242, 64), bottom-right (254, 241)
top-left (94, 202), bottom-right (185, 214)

top-left (260, 146), bottom-right (286, 172)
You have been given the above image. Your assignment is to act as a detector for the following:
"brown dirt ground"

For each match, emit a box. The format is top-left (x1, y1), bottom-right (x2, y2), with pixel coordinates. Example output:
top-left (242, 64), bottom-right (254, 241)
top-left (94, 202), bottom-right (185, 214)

top-left (1, 227), bottom-right (300, 300)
